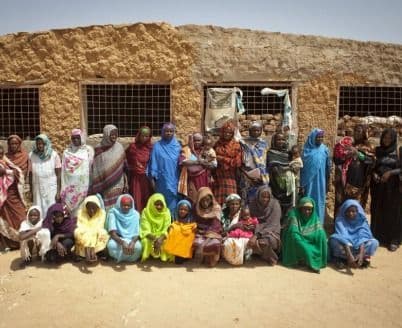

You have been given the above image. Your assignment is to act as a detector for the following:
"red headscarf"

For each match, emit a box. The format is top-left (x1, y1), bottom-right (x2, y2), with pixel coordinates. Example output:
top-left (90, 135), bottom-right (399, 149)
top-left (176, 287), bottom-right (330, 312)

top-left (6, 135), bottom-right (29, 175)
top-left (126, 127), bottom-right (153, 175)
top-left (334, 136), bottom-right (354, 186)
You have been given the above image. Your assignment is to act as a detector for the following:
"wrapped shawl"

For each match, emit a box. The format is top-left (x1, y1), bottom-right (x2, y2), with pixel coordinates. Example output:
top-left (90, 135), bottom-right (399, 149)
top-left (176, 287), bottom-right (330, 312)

top-left (330, 199), bottom-right (373, 249)
top-left (42, 203), bottom-right (76, 236)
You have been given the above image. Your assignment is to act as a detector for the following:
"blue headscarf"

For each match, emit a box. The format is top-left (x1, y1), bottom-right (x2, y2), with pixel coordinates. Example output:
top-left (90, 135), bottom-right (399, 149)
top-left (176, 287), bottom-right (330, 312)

top-left (330, 199), bottom-right (373, 249)
top-left (32, 134), bottom-right (53, 161)
top-left (106, 194), bottom-right (140, 239)
top-left (174, 199), bottom-right (193, 223)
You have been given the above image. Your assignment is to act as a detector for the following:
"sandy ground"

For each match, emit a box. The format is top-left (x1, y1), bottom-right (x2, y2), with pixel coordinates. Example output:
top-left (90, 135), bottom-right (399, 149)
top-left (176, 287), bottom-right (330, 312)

top-left (0, 248), bottom-right (402, 328)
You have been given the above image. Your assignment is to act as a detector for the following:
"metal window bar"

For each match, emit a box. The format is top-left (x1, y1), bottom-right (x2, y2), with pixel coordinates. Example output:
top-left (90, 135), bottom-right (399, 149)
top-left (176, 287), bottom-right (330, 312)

top-left (339, 86), bottom-right (402, 117)
top-left (0, 87), bottom-right (40, 139)
top-left (84, 84), bottom-right (171, 137)
top-left (203, 84), bottom-right (292, 115)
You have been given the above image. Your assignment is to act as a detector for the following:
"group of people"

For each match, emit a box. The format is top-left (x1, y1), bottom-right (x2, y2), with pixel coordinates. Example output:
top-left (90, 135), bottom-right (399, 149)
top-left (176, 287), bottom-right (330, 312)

top-left (0, 120), bottom-right (400, 273)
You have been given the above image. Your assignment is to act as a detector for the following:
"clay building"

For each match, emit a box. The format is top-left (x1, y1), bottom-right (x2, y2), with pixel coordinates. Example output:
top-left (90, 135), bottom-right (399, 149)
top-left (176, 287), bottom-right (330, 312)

top-left (0, 22), bottom-right (401, 152)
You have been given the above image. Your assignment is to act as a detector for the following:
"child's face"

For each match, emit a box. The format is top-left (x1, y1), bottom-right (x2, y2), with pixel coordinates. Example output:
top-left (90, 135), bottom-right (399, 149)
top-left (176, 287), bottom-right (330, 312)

top-left (28, 209), bottom-right (41, 225)
top-left (200, 195), bottom-right (212, 209)
top-left (203, 139), bottom-right (213, 150)
top-left (345, 206), bottom-right (358, 221)
top-left (86, 202), bottom-right (99, 217)
top-left (291, 148), bottom-right (300, 158)
top-left (193, 136), bottom-right (203, 149)
top-left (53, 211), bottom-right (65, 224)
top-left (228, 199), bottom-right (241, 215)
top-left (154, 200), bottom-right (164, 212)
top-left (120, 199), bottom-right (132, 214)
top-left (178, 204), bottom-right (190, 219)
top-left (240, 208), bottom-right (251, 220)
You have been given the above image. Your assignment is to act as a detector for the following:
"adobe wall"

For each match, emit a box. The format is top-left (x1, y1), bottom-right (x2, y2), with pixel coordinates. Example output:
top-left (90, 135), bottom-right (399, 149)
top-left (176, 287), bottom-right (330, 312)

top-left (178, 25), bottom-right (402, 148)
top-left (0, 22), bottom-right (401, 153)
top-left (0, 23), bottom-right (200, 151)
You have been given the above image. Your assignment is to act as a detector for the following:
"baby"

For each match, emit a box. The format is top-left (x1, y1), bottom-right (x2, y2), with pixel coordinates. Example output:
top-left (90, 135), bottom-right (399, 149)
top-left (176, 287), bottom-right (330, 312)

top-left (228, 207), bottom-right (258, 239)
top-left (289, 145), bottom-right (304, 204)
top-left (199, 137), bottom-right (217, 168)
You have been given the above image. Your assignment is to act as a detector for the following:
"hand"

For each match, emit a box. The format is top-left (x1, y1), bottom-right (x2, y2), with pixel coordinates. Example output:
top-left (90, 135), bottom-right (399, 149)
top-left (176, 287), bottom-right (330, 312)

top-left (122, 242), bottom-right (130, 255)
top-left (244, 224), bottom-right (256, 231)
top-left (153, 236), bottom-right (165, 252)
top-left (26, 191), bottom-right (33, 203)
top-left (380, 171), bottom-right (391, 183)
top-left (56, 242), bottom-right (66, 257)
top-left (51, 235), bottom-right (60, 248)
top-left (146, 234), bottom-right (156, 241)
top-left (127, 241), bottom-right (136, 255)
top-left (247, 236), bottom-right (257, 248)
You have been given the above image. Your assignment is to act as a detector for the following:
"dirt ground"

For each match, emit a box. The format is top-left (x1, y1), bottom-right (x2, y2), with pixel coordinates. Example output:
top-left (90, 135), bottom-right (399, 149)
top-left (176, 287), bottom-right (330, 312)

top-left (0, 247), bottom-right (402, 328)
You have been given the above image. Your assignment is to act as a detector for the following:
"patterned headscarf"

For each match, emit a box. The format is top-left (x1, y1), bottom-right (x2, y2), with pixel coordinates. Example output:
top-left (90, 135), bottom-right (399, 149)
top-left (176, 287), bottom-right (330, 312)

top-left (32, 134), bottom-right (53, 161)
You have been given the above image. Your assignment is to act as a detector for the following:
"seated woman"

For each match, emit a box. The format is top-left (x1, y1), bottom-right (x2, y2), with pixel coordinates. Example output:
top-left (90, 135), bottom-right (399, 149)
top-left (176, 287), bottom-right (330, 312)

top-left (42, 203), bottom-right (76, 263)
top-left (164, 199), bottom-right (197, 264)
top-left (281, 197), bottom-right (327, 273)
top-left (19, 206), bottom-right (51, 266)
top-left (140, 193), bottom-right (173, 262)
top-left (74, 195), bottom-right (109, 263)
top-left (221, 194), bottom-right (255, 266)
top-left (329, 199), bottom-right (379, 269)
top-left (248, 186), bottom-right (282, 265)
top-left (193, 187), bottom-right (223, 267)
top-left (106, 194), bottom-right (142, 263)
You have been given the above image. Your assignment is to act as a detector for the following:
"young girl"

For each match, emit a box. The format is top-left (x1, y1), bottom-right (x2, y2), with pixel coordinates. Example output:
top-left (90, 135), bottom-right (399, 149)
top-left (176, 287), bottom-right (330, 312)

top-left (289, 145), bottom-right (303, 206)
top-left (42, 203), bottom-right (76, 263)
top-left (19, 206), bottom-right (51, 265)
top-left (227, 207), bottom-right (258, 239)
top-left (140, 193), bottom-right (173, 262)
top-left (329, 199), bottom-right (379, 269)
top-left (164, 199), bottom-right (197, 264)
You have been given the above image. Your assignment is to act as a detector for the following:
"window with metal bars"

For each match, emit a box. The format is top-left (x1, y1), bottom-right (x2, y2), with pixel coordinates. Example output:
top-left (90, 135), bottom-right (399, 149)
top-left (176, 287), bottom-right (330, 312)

top-left (0, 87), bottom-right (40, 139)
top-left (203, 83), bottom-right (292, 115)
top-left (84, 84), bottom-right (171, 137)
top-left (339, 86), bottom-right (402, 117)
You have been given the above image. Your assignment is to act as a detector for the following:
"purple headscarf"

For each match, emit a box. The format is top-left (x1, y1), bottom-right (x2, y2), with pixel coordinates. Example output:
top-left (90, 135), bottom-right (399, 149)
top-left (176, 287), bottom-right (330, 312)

top-left (42, 203), bottom-right (76, 236)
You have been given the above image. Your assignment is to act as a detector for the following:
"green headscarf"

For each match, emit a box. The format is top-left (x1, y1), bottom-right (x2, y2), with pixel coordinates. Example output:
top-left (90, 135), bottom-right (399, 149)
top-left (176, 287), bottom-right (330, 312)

top-left (140, 193), bottom-right (171, 239)
top-left (281, 197), bottom-right (327, 270)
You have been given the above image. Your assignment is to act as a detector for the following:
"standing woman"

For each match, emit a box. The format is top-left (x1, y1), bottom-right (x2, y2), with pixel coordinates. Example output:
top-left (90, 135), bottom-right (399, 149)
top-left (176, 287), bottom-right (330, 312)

top-left (240, 122), bottom-right (269, 203)
top-left (281, 197), bottom-right (328, 273)
top-left (214, 121), bottom-right (242, 205)
top-left (178, 133), bottom-right (213, 202)
top-left (0, 135), bottom-right (28, 249)
top-left (29, 134), bottom-right (61, 217)
top-left (370, 128), bottom-right (401, 252)
top-left (333, 125), bottom-right (375, 214)
top-left (248, 186), bottom-right (282, 265)
top-left (126, 126), bottom-right (153, 213)
top-left (266, 132), bottom-right (294, 215)
top-left (193, 187), bottom-right (223, 267)
top-left (148, 123), bottom-right (181, 214)
top-left (92, 125), bottom-right (127, 210)
top-left (60, 129), bottom-right (94, 215)
top-left (300, 128), bottom-right (331, 224)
